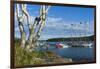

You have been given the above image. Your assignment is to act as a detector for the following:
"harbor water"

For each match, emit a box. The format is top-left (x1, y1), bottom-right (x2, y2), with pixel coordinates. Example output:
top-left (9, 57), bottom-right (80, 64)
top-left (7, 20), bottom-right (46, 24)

top-left (38, 41), bottom-right (95, 62)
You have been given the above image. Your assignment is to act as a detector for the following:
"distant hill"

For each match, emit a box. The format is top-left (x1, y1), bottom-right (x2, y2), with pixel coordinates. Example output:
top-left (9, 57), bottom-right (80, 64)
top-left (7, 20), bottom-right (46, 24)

top-left (46, 35), bottom-right (95, 42)
top-left (15, 35), bottom-right (95, 42)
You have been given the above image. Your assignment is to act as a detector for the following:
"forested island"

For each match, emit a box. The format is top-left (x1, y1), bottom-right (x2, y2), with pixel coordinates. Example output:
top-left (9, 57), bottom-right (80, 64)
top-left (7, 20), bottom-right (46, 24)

top-left (46, 35), bottom-right (94, 42)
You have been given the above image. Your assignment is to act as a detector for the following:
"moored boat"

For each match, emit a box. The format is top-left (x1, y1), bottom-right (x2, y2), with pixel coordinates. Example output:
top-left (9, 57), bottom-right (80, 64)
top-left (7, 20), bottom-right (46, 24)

top-left (56, 43), bottom-right (69, 48)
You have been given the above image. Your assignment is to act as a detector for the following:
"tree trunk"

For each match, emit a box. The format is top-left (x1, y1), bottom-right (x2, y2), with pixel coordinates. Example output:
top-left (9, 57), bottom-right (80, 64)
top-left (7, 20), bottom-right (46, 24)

top-left (16, 4), bottom-right (26, 48)
top-left (19, 22), bottom-right (26, 48)
top-left (16, 4), bottom-right (50, 50)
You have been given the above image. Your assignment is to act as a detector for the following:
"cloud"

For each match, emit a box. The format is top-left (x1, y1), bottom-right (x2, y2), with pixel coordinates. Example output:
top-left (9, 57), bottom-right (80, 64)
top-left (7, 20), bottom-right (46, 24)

top-left (15, 13), bottom-right (94, 40)
top-left (39, 16), bottom-right (94, 40)
top-left (14, 4), bottom-right (94, 40)
top-left (45, 16), bottom-right (94, 32)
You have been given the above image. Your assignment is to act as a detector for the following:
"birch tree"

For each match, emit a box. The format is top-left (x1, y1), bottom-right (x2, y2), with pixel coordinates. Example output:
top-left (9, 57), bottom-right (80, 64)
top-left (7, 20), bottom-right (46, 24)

top-left (16, 4), bottom-right (26, 48)
top-left (16, 4), bottom-right (50, 49)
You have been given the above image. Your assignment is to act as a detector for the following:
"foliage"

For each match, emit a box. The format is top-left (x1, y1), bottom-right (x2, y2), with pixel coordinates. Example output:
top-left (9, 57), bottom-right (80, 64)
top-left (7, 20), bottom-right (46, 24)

top-left (47, 35), bottom-right (94, 42)
top-left (15, 41), bottom-right (72, 67)
top-left (15, 42), bottom-right (46, 66)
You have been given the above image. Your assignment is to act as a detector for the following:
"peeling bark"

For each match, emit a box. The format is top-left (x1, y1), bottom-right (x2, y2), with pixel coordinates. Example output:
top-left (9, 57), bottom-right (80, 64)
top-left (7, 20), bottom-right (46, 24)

top-left (31, 5), bottom-right (51, 48)
top-left (21, 4), bottom-right (31, 31)
top-left (16, 4), bottom-right (50, 49)
top-left (16, 4), bottom-right (26, 48)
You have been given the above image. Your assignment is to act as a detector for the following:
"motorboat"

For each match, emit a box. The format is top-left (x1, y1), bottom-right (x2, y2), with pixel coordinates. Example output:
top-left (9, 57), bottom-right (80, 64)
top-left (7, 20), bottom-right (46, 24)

top-left (81, 43), bottom-right (93, 48)
top-left (56, 43), bottom-right (69, 48)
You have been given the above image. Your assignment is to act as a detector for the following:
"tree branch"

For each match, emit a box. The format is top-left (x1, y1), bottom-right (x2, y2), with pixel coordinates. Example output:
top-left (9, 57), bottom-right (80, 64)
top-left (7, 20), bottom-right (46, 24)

top-left (16, 4), bottom-right (26, 48)
top-left (21, 4), bottom-right (31, 31)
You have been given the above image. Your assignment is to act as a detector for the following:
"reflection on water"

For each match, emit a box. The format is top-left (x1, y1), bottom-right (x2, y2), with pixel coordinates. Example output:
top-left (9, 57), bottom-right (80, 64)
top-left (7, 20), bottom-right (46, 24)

top-left (37, 41), bottom-right (95, 62)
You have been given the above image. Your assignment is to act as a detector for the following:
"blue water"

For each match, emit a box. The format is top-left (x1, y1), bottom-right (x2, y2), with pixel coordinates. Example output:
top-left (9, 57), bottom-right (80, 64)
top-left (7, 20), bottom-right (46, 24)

top-left (39, 42), bottom-right (95, 62)
top-left (49, 47), bottom-right (94, 62)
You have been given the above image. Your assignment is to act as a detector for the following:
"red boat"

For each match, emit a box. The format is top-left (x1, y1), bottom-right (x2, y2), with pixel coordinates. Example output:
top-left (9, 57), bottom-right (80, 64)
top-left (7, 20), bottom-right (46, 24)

top-left (56, 43), bottom-right (69, 48)
top-left (56, 43), bottom-right (63, 48)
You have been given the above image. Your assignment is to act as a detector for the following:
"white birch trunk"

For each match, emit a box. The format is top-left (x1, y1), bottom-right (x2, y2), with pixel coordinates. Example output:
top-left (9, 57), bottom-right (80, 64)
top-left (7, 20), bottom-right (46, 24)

top-left (16, 4), bottom-right (50, 49)
top-left (16, 4), bottom-right (26, 48)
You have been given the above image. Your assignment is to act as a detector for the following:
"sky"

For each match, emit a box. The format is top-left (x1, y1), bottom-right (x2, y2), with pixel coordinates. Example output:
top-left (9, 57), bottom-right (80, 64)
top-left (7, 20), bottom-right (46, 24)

top-left (14, 4), bottom-right (95, 40)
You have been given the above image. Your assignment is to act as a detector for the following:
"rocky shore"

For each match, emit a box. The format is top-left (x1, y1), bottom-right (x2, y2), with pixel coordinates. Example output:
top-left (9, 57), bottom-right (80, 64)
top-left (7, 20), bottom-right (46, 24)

top-left (15, 45), bottom-right (73, 67)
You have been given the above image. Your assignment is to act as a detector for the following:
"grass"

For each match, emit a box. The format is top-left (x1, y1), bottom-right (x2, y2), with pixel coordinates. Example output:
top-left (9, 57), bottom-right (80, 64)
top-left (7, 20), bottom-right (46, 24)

top-left (15, 42), bottom-right (72, 67)
top-left (15, 42), bottom-right (47, 66)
